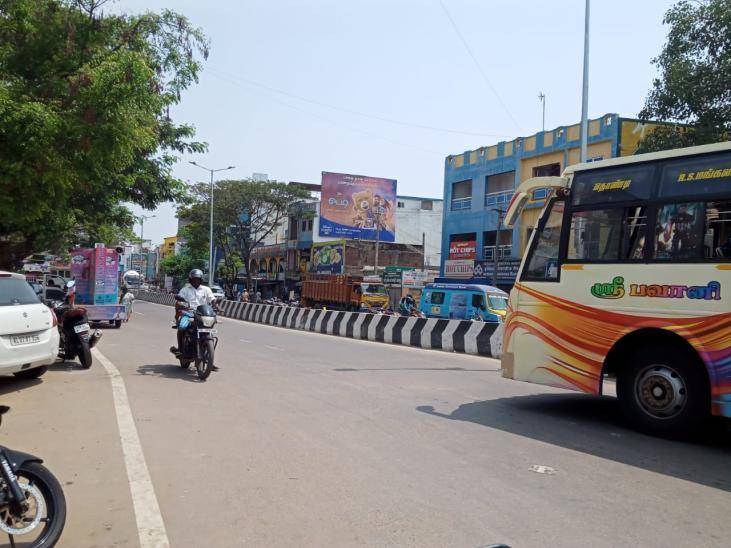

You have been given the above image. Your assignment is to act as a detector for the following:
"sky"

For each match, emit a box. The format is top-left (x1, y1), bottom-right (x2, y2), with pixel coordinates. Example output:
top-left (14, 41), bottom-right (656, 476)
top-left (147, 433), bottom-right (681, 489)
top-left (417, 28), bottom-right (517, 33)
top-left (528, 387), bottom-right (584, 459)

top-left (120, 0), bottom-right (678, 245)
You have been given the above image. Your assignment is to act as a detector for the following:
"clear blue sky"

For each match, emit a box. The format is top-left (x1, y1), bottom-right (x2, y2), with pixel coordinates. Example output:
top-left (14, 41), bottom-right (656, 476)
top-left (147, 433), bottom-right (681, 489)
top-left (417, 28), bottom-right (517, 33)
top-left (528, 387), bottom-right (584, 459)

top-left (121, 0), bottom-right (677, 244)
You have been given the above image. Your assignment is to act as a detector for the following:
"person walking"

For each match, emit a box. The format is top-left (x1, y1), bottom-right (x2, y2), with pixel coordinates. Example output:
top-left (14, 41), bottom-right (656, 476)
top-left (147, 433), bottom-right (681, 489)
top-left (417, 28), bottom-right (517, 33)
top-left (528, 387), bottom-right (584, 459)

top-left (120, 286), bottom-right (135, 321)
top-left (240, 289), bottom-right (250, 303)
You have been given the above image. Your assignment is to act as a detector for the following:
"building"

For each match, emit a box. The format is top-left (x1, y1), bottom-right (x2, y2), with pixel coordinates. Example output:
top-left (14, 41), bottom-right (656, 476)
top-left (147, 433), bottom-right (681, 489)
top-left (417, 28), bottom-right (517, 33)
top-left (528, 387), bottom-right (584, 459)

top-left (440, 113), bottom-right (665, 288)
top-left (160, 236), bottom-right (177, 260)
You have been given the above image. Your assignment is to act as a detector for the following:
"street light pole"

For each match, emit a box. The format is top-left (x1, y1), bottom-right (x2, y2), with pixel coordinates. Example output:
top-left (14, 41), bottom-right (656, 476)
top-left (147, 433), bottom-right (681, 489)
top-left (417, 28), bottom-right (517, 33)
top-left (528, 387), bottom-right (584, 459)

top-left (580, 0), bottom-right (591, 162)
top-left (491, 208), bottom-right (506, 287)
top-left (189, 161), bottom-right (235, 286)
top-left (136, 214), bottom-right (156, 243)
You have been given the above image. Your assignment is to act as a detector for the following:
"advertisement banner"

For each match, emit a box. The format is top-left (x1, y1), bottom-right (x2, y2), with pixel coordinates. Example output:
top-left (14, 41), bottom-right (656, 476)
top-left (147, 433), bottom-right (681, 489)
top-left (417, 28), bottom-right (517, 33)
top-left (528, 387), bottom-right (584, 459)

top-left (70, 249), bottom-right (93, 303)
top-left (310, 240), bottom-right (345, 274)
top-left (381, 271), bottom-right (402, 286)
top-left (319, 172), bottom-right (397, 242)
top-left (402, 269), bottom-right (431, 288)
top-left (444, 259), bottom-right (474, 279)
top-left (93, 248), bottom-right (119, 305)
top-left (473, 259), bottom-right (521, 282)
top-left (448, 241), bottom-right (477, 260)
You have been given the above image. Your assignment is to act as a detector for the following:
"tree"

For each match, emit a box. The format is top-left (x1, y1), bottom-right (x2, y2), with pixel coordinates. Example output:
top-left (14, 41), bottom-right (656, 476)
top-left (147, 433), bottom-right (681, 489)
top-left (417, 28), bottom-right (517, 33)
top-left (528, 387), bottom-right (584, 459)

top-left (638, 0), bottom-right (731, 153)
top-left (178, 179), bottom-right (312, 289)
top-left (159, 247), bottom-right (207, 288)
top-left (0, 0), bottom-right (209, 268)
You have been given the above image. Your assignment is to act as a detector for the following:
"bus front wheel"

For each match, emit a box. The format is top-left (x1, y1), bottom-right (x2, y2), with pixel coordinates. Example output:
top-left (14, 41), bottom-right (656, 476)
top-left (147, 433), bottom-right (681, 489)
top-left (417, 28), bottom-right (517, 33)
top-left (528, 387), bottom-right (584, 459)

top-left (617, 344), bottom-right (709, 438)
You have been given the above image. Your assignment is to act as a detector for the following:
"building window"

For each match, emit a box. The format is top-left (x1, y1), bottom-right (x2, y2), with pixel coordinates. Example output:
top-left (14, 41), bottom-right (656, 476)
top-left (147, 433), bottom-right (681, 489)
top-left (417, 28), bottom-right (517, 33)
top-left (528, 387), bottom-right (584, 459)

top-left (301, 220), bottom-right (307, 232)
top-left (483, 230), bottom-right (513, 260)
top-left (420, 200), bottom-right (433, 210)
top-left (397, 201), bottom-right (405, 208)
top-left (451, 180), bottom-right (472, 211)
top-left (532, 163), bottom-right (561, 177)
top-left (485, 172), bottom-right (514, 208)
top-left (307, 219), bottom-right (313, 231)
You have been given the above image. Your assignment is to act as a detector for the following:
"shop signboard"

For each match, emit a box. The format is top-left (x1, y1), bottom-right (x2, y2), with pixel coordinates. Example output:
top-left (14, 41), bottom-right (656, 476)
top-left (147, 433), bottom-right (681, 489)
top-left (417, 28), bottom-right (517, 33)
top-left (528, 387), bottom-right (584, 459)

top-left (473, 259), bottom-right (522, 282)
top-left (448, 241), bottom-right (477, 260)
top-left (381, 271), bottom-right (402, 286)
top-left (402, 269), bottom-right (430, 288)
top-left (319, 172), bottom-right (397, 242)
top-left (310, 240), bottom-right (345, 274)
top-left (444, 259), bottom-right (474, 279)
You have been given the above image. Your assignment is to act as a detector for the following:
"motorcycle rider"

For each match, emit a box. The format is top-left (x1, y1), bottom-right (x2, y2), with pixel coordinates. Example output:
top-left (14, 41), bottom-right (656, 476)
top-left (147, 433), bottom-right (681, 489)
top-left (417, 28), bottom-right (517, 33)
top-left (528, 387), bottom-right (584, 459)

top-left (170, 269), bottom-right (217, 367)
top-left (398, 293), bottom-right (416, 316)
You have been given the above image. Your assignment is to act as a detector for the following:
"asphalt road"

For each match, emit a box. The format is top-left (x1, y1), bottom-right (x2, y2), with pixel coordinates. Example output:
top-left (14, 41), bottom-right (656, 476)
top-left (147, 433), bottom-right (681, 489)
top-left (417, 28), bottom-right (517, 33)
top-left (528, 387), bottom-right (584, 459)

top-left (1, 299), bottom-right (730, 548)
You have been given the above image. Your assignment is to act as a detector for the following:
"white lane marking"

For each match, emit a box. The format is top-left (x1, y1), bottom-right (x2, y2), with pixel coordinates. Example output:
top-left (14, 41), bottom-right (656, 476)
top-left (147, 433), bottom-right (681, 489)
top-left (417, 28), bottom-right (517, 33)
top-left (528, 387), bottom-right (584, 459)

top-left (135, 312), bottom-right (146, 316)
top-left (240, 338), bottom-right (252, 343)
top-left (93, 348), bottom-right (170, 548)
top-left (265, 344), bottom-right (284, 351)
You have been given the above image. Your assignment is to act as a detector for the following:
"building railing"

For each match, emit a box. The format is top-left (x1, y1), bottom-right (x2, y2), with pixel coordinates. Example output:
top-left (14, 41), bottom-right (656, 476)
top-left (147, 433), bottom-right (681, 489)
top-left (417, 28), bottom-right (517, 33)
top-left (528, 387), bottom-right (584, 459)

top-left (483, 245), bottom-right (512, 261)
top-left (451, 197), bottom-right (472, 211)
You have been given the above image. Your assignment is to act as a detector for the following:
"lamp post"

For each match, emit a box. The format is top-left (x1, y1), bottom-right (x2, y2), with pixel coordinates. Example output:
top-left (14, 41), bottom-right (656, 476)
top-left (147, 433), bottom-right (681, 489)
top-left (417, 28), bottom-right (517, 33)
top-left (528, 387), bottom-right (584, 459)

top-left (136, 214), bottom-right (156, 243)
top-left (189, 161), bottom-right (235, 286)
top-left (580, 0), bottom-right (591, 162)
top-left (491, 208), bottom-right (506, 287)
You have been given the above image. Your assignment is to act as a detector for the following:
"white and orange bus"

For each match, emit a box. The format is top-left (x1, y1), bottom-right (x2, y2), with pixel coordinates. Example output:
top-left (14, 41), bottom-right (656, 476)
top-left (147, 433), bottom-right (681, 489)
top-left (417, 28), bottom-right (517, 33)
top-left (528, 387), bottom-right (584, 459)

top-left (498, 142), bottom-right (731, 436)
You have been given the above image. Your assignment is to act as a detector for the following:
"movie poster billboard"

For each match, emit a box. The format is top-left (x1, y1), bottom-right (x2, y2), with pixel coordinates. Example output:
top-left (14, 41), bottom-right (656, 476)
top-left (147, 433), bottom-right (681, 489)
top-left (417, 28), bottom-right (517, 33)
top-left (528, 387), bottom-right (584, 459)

top-left (310, 240), bottom-right (345, 274)
top-left (70, 249), bottom-right (93, 303)
top-left (319, 172), bottom-right (397, 242)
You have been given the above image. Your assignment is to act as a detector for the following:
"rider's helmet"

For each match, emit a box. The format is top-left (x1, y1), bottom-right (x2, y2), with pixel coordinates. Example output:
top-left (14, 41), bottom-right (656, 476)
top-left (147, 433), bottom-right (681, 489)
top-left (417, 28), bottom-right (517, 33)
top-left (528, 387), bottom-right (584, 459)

top-left (405, 294), bottom-right (415, 305)
top-left (189, 269), bottom-right (204, 287)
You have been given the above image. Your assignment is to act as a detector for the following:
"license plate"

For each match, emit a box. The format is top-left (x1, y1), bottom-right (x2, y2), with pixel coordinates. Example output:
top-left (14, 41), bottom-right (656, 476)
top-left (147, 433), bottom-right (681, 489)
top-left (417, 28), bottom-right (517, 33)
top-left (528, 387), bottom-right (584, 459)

top-left (198, 328), bottom-right (217, 335)
top-left (74, 323), bottom-right (90, 333)
top-left (10, 334), bottom-right (40, 346)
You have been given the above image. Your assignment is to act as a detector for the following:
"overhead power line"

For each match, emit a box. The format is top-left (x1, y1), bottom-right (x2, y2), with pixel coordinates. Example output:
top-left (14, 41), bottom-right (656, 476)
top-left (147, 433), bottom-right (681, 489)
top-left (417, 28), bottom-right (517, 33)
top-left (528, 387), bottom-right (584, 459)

top-left (438, 0), bottom-right (523, 133)
top-left (207, 66), bottom-right (513, 139)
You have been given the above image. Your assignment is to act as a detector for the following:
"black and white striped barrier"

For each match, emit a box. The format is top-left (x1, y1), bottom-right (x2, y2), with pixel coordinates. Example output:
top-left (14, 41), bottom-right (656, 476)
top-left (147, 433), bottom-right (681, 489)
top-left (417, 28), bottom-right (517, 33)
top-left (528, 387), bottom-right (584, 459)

top-left (133, 291), bottom-right (499, 357)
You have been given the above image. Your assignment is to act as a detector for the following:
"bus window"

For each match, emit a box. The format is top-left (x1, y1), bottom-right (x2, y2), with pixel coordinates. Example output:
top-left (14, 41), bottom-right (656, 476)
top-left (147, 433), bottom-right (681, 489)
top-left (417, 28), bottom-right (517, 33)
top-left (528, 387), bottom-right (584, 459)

top-left (430, 291), bottom-right (445, 304)
top-left (522, 200), bottom-right (564, 281)
top-left (571, 165), bottom-right (654, 206)
top-left (471, 293), bottom-right (485, 309)
top-left (705, 199), bottom-right (731, 259)
top-left (568, 209), bottom-right (623, 261)
top-left (622, 206), bottom-right (648, 259)
top-left (659, 152), bottom-right (731, 199)
top-left (653, 202), bottom-right (704, 260)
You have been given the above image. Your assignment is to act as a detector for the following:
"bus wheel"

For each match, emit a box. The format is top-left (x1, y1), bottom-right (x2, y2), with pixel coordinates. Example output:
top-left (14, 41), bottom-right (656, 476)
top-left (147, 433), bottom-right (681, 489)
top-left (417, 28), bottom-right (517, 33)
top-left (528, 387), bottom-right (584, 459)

top-left (617, 344), bottom-right (709, 438)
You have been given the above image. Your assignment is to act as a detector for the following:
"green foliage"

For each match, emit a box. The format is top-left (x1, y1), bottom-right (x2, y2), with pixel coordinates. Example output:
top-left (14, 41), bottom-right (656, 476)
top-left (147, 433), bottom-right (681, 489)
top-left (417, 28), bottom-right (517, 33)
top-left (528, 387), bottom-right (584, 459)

top-left (0, 0), bottom-right (209, 267)
top-left (638, 0), bottom-right (731, 152)
top-left (159, 248), bottom-right (207, 286)
top-left (178, 179), bottom-right (312, 287)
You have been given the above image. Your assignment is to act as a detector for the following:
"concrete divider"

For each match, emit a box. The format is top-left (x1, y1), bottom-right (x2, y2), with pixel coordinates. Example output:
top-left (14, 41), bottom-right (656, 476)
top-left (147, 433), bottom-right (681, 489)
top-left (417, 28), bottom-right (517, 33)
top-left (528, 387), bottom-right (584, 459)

top-left (132, 290), bottom-right (498, 357)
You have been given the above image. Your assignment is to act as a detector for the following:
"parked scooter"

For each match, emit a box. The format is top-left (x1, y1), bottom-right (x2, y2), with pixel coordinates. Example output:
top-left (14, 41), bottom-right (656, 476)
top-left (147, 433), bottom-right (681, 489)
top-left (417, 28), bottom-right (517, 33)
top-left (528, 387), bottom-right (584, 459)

top-left (46, 280), bottom-right (102, 369)
top-left (0, 406), bottom-right (66, 547)
top-left (172, 296), bottom-right (218, 380)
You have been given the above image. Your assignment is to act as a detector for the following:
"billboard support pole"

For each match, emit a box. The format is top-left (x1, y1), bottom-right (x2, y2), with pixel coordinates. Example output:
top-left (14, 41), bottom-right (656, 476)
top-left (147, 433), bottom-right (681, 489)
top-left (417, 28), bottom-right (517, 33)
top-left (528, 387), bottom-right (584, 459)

top-left (422, 232), bottom-right (426, 269)
top-left (374, 211), bottom-right (381, 274)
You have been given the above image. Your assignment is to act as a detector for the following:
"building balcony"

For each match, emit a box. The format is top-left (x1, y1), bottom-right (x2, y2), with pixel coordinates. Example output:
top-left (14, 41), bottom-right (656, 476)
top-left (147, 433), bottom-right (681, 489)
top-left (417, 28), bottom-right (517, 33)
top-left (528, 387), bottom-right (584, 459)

top-left (484, 191), bottom-right (512, 207)
top-left (451, 198), bottom-right (472, 211)
top-left (483, 245), bottom-right (513, 261)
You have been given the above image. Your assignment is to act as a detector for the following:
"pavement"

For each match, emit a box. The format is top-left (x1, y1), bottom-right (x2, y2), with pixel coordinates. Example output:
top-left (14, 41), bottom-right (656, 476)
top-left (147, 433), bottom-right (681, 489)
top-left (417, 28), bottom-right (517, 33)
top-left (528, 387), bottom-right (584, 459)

top-left (1, 299), bottom-right (730, 548)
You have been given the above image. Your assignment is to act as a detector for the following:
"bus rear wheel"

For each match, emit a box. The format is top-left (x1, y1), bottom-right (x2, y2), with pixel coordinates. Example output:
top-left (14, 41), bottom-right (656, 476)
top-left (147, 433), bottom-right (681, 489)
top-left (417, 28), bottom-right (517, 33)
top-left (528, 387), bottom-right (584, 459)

top-left (617, 344), bottom-right (709, 438)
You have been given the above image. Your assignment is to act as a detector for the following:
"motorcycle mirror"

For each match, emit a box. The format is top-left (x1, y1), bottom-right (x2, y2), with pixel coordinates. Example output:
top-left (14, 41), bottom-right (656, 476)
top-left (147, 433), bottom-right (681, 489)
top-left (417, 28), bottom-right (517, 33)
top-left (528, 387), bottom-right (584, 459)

top-left (66, 280), bottom-right (76, 289)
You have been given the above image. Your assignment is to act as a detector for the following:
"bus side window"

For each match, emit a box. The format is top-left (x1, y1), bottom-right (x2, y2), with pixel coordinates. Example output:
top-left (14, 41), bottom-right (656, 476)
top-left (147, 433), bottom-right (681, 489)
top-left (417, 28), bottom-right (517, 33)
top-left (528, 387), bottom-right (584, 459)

top-left (705, 199), bottom-right (731, 259)
top-left (431, 292), bottom-right (445, 304)
top-left (522, 199), bottom-right (565, 281)
top-left (653, 202), bottom-right (704, 260)
top-left (471, 294), bottom-right (485, 310)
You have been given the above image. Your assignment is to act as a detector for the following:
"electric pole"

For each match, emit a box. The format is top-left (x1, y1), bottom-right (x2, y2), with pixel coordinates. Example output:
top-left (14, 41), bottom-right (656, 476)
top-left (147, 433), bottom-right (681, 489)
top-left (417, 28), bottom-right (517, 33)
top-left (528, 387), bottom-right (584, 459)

top-left (580, 0), bottom-right (591, 162)
top-left (538, 92), bottom-right (546, 132)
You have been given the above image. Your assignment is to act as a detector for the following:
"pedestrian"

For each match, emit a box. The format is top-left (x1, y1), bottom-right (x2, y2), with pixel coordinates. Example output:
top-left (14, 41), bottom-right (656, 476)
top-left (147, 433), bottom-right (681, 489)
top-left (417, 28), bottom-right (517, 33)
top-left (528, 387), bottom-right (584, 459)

top-left (255, 290), bottom-right (262, 303)
top-left (240, 289), bottom-right (250, 303)
top-left (120, 286), bottom-right (135, 321)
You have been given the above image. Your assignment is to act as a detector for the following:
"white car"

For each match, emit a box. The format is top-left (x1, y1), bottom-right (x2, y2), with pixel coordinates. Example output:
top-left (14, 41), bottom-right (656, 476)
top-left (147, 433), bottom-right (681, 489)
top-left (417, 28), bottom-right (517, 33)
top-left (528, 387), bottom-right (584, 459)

top-left (210, 285), bottom-right (226, 301)
top-left (0, 272), bottom-right (58, 379)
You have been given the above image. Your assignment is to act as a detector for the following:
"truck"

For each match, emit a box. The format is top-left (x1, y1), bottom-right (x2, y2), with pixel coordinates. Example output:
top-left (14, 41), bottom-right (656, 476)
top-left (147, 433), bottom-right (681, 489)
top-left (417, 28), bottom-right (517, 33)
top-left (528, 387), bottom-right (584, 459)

top-left (301, 274), bottom-right (390, 311)
top-left (68, 245), bottom-right (127, 327)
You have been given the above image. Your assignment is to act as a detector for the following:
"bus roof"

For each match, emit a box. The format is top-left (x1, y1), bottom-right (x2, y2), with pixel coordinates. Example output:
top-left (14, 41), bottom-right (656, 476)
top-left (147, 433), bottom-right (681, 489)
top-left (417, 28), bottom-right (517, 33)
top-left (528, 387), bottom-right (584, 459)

top-left (563, 141), bottom-right (731, 176)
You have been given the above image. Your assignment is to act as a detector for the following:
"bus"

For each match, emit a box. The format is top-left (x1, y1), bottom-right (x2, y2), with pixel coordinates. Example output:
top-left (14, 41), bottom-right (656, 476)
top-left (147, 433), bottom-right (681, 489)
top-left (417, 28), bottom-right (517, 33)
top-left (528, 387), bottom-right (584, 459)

top-left (498, 141), bottom-right (731, 436)
top-left (122, 269), bottom-right (142, 289)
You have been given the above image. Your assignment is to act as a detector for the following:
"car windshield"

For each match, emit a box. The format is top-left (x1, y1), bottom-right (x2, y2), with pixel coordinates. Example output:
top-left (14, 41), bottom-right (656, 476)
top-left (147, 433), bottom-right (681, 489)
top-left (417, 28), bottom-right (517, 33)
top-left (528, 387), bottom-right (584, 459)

top-left (362, 284), bottom-right (386, 295)
top-left (487, 295), bottom-right (508, 310)
top-left (0, 278), bottom-right (40, 306)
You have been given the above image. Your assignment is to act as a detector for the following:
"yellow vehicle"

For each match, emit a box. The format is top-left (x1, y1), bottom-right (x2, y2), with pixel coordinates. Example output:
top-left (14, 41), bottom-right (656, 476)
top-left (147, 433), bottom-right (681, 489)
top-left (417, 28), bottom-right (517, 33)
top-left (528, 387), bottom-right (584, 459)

top-left (496, 142), bottom-right (731, 437)
top-left (301, 274), bottom-right (389, 310)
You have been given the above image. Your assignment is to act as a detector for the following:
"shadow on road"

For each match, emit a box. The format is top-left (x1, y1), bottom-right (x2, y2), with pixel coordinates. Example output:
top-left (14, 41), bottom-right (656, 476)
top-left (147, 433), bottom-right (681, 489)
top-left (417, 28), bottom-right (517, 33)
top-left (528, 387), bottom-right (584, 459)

top-left (49, 360), bottom-right (87, 372)
top-left (334, 367), bottom-right (496, 372)
top-left (136, 363), bottom-right (202, 382)
top-left (417, 393), bottom-right (731, 493)
top-left (0, 376), bottom-right (42, 396)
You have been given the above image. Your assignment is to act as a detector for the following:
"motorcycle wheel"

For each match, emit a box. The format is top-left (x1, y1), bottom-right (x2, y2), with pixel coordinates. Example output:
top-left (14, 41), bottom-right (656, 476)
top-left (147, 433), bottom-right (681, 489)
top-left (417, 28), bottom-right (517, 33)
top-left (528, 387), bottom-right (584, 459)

top-left (196, 340), bottom-right (214, 380)
top-left (78, 341), bottom-right (92, 369)
top-left (0, 462), bottom-right (66, 548)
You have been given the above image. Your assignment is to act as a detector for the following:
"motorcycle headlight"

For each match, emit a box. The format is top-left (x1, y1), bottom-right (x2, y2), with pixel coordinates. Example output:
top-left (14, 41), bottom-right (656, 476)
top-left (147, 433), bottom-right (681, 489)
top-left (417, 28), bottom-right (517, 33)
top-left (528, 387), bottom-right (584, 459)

top-left (200, 315), bottom-right (216, 328)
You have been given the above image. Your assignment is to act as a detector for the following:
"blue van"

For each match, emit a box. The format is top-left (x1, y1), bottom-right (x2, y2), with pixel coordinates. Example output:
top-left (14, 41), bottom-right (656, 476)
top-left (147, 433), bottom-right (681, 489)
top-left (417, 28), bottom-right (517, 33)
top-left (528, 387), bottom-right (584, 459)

top-left (419, 283), bottom-right (508, 322)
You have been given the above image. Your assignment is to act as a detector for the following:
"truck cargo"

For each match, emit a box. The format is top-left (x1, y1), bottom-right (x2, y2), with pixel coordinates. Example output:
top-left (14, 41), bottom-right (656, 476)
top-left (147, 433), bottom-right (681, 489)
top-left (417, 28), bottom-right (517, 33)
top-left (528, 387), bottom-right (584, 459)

top-left (69, 245), bottom-right (127, 327)
top-left (301, 274), bottom-right (390, 310)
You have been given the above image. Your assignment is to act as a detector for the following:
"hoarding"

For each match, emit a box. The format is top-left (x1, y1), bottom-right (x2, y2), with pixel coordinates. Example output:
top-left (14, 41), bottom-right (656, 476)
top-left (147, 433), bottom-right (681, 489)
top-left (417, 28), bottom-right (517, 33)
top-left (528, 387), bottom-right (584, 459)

top-left (319, 172), bottom-right (397, 242)
top-left (444, 259), bottom-right (474, 279)
top-left (473, 259), bottom-right (521, 282)
top-left (402, 269), bottom-right (431, 288)
top-left (310, 240), bottom-right (345, 274)
top-left (448, 241), bottom-right (477, 260)
top-left (70, 249), bottom-right (93, 303)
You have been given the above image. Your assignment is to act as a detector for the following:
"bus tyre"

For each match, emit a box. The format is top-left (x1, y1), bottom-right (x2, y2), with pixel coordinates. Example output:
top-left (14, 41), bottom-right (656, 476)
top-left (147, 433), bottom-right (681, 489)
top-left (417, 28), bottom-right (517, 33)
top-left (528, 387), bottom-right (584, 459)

top-left (617, 344), bottom-right (709, 438)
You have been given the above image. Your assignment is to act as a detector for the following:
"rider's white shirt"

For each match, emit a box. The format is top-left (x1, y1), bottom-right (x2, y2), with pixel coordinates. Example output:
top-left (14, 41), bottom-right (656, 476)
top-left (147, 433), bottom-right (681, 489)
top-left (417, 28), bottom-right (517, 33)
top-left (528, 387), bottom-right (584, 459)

top-left (178, 284), bottom-right (215, 307)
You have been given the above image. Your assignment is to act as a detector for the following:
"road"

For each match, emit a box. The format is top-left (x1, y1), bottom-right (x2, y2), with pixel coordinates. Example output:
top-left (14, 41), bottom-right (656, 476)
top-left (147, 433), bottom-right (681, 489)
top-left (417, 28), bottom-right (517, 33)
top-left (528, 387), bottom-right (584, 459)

top-left (1, 299), bottom-right (730, 548)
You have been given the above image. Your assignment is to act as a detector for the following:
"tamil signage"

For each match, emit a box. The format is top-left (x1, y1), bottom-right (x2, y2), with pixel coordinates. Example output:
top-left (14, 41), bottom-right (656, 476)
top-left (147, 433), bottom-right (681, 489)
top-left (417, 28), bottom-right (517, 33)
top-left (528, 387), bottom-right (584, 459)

top-left (444, 259), bottom-right (474, 279)
top-left (381, 271), bottom-right (402, 286)
top-left (474, 259), bottom-right (521, 282)
top-left (319, 171), bottom-right (397, 242)
top-left (310, 240), bottom-right (345, 274)
top-left (448, 241), bottom-right (477, 260)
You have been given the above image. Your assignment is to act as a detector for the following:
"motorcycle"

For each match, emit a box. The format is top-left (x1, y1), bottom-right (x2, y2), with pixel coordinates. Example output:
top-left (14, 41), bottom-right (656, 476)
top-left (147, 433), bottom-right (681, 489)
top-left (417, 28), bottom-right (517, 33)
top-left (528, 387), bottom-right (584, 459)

top-left (0, 406), bottom-right (66, 547)
top-left (46, 281), bottom-right (102, 369)
top-left (172, 297), bottom-right (218, 380)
